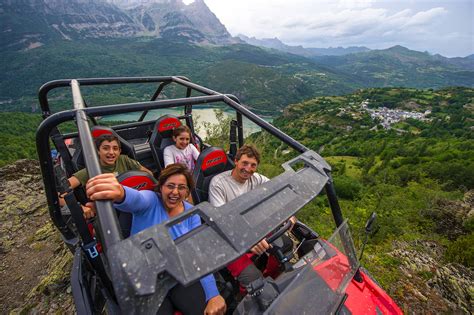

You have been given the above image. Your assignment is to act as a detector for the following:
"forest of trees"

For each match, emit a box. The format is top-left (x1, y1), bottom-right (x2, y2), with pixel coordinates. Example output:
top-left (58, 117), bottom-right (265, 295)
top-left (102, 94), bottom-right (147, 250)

top-left (0, 39), bottom-right (354, 114)
top-left (0, 112), bottom-right (42, 167)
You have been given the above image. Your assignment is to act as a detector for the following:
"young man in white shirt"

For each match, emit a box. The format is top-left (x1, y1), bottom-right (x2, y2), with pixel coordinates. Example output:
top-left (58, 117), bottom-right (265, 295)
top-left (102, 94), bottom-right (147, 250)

top-left (208, 145), bottom-right (295, 289)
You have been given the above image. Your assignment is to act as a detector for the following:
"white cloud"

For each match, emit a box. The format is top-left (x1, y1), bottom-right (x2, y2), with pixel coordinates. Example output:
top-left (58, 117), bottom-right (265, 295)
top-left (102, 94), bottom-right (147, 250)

top-left (204, 0), bottom-right (473, 57)
top-left (403, 7), bottom-right (447, 27)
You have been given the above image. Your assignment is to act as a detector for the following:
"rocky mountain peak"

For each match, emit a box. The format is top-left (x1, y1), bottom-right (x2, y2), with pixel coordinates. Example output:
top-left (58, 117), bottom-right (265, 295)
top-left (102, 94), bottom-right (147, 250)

top-left (1, 0), bottom-right (237, 51)
top-left (124, 0), bottom-right (236, 44)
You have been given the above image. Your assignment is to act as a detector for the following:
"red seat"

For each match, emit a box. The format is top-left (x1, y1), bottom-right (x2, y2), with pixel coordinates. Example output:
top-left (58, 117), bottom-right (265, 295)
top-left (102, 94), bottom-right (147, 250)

top-left (191, 147), bottom-right (234, 204)
top-left (149, 115), bottom-right (182, 172)
top-left (71, 126), bottom-right (137, 172)
top-left (116, 171), bottom-right (158, 238)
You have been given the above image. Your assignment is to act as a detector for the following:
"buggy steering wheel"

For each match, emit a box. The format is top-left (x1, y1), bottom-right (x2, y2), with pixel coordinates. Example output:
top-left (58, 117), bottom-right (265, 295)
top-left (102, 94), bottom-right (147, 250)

top-left (265, 220), bottom-right (294, 271)
top-left (266, 219), bottom-right (293, 244)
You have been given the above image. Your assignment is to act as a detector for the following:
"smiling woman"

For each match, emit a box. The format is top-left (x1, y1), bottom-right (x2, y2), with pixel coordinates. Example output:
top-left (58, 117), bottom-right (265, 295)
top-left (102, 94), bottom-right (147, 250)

top-left (85, 164), bottom-right (227, 315)
top-left (157, 163), bottom-right (193, 216)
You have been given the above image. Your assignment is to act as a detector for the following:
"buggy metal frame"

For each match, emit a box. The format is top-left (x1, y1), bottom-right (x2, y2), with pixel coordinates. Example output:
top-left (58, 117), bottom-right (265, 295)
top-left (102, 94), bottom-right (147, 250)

top-left (36, 76), bottom-right (347, 313)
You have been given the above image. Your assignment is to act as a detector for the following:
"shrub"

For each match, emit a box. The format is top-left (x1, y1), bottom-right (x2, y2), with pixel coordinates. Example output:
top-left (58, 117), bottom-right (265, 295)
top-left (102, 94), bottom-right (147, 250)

top-left (444, 233), bottom-right (474, 267)
top-left (334, 175), bottom-right (363, 200)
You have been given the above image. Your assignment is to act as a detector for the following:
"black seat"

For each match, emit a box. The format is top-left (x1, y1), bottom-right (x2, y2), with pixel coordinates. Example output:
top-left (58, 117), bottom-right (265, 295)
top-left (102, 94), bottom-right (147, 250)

top-left (192, 147), bottom-right (234, 204)
top-left (71, 126), bottom-right (137, 172)
top-left (116, 171), bottom-right (158, 238)
top-left (149, 115), bottom-right (182, 172)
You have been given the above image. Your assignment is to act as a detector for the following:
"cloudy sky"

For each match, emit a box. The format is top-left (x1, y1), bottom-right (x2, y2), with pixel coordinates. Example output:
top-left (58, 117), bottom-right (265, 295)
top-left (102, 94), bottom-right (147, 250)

top-left (197, 0), bottom-right (473, 57)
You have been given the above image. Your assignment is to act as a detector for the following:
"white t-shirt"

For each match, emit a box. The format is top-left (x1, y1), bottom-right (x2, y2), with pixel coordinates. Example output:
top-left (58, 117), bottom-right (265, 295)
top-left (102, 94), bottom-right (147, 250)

top-left (163, 144), bottom-right (200, 171)
top-left (208, 170), bottom-right (269, 207)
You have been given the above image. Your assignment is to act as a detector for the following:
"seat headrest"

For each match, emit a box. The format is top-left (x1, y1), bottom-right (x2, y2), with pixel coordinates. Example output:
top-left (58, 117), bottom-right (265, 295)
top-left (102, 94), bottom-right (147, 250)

top-left (90, 125), bottom-right (135, 156)
top-left (154, 115), bottom-right (182, 138)
top-left (199, 148), bottom-right (229, 177)
top-left (117, 171), bottom-right (157, 191)
top-left (91, 126), bottom-right (115, 138)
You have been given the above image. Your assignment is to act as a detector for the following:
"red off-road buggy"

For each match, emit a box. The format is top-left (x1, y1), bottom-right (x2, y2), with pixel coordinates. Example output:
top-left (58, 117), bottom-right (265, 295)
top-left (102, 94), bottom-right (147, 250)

top-left (36, 76), bottom-right (402, 314)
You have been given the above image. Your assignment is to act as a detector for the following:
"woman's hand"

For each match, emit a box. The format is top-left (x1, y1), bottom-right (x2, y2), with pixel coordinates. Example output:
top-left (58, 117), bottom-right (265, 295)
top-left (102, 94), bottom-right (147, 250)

top-left (85, 173), bottom-right (125, 203)
top-left (204, 295), bottom-right (226, 315)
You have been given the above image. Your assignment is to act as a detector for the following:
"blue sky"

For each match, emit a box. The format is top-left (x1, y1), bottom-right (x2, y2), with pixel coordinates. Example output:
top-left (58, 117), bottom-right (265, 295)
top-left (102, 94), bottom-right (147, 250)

top-left (199, 0), bottom-right (473, 57)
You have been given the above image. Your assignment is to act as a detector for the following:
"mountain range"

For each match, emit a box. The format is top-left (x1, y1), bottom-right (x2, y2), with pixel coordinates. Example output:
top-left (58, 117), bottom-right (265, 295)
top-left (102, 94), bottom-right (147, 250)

top-left (0, 0), bottom-right (473, 114)
top-left (1, 0), bottom-right (238, 51)
top-left (237, 34), bottom-right (370, 57)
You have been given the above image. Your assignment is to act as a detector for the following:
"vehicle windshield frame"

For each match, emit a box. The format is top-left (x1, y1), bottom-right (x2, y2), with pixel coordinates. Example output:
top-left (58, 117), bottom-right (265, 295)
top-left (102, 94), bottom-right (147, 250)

top-left (268, 220), bottom-right (359, 314)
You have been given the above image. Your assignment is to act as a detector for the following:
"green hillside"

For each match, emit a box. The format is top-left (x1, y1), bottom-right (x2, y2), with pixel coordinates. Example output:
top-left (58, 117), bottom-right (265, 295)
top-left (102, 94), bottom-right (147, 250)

top-left (1, 39), bottom-right (473, 115)
top-left (313, 46), bottom-right (474, 87)
top-left (0, 112), bottom-right (42, 167)
top-left (250, 87), bottom-right (473, 309)
top-left (0, 39), bottom-right (353, 114)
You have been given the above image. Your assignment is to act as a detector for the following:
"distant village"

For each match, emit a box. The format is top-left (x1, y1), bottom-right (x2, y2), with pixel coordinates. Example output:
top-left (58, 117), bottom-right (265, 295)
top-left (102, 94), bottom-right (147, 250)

top-left (360, 99), bottom-right (431, 130)
top-left (334, 99), bottom-right (432, 131)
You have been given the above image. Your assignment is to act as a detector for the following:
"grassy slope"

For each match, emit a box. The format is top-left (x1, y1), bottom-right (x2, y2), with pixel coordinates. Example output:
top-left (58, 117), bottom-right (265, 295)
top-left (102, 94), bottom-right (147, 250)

top-left (0, 112), bottom-right (42, 167)
top-left (249, 87), bottom-right (474, 309)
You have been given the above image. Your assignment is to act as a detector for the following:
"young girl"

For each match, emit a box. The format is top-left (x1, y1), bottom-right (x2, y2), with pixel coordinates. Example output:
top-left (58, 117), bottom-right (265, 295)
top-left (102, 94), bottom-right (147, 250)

top-left (163, 125), bottom-right (200, 172)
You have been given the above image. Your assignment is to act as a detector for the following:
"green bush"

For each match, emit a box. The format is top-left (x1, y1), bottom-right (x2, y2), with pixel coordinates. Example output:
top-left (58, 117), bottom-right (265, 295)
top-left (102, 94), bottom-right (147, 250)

top-left (334, 175), bottom-right (363, 200)
top-left (444, 233), bottom-right (474, 267)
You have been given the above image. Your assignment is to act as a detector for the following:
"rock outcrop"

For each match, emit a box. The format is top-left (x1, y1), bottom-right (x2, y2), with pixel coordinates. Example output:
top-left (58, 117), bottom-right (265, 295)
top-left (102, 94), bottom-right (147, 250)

top-left (390, 240), bottom-right (473, 313)
top-left (388, 192), bottom-right (473, 314)
top-left (422, 190), bottom-right (474, 240)
top-left (0, 159), bottom-right (73, 314)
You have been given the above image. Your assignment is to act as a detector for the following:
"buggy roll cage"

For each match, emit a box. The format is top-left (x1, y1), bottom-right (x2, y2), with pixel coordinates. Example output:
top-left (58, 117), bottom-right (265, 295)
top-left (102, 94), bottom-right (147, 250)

top-left (36, 76), bottom-right (347, 313)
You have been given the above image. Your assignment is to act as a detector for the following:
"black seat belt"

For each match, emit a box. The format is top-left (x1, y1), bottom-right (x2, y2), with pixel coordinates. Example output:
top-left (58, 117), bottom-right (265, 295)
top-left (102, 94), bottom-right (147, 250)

top-left (54, 164), bottom-right (114, 294)
top-left (229, 120), bottom-right (238, 160)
